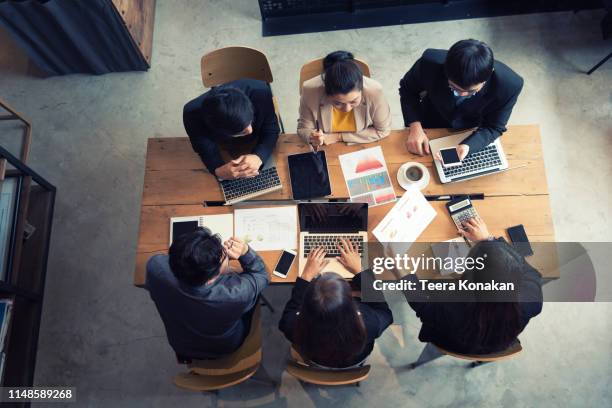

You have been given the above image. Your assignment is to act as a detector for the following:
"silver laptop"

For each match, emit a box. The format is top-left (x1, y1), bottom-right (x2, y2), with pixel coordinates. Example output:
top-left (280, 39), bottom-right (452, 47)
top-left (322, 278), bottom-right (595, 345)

top-left (298, 202), bottom-right (368, 279)
top-left (429, 131), bottom-right (508, 184)
top-left (219, 155), bottom-right (282, 205)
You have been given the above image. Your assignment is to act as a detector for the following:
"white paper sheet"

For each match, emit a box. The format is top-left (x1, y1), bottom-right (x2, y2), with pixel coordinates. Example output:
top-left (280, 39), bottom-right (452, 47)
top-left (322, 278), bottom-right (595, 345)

top-left (372, 186), bottom-right (437, 243)
top-left (202, 214), bottom-right (234, 242)
top-left (234, 206), bottom-right (298, 251)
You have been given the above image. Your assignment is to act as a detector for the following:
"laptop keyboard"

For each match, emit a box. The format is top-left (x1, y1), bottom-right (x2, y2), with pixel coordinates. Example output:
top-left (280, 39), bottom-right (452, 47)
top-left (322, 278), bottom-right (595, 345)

top-left (220, 167), bottom-right (282, 204)
top-left (303, 234), bottom-right (364, 257)
top-left (442, 145), bottom-right (502, 178)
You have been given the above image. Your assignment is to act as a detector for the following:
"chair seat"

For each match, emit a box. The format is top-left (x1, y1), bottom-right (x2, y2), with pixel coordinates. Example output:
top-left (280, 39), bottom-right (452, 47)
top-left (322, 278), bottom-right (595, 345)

top-left (287, 347), bottom-right (370, 386)
top-left (286, 360), bottom-right (370, 386)
top-left (174, 365), bottom-right (259, 392)
top-left (187, 304), bottom-right (262, 375)
top-left (435, 340), bottom-right (523, 362)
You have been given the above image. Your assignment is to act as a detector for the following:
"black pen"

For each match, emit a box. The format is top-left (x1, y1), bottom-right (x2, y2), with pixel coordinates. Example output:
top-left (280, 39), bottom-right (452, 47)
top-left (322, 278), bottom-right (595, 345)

top-left (312, 119), bottom-right (320, 152)
top-left (425, 193), bottom-right (485, 201)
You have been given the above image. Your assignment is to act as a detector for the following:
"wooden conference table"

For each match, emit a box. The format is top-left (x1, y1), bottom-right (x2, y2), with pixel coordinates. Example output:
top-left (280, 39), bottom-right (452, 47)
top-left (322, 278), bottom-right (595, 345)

top-left (134, 125), bottom-right (556, 286)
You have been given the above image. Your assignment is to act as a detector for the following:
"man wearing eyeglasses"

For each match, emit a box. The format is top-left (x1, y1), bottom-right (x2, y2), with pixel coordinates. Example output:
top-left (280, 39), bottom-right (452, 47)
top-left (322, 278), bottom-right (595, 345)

top-left (399, 39), bottom-right (523, 160)
top-left (183, 79), bottom-right (280, 180)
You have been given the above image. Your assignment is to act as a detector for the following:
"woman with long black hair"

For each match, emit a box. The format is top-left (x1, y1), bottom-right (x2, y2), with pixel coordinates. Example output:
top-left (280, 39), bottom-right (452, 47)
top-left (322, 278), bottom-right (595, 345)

top-left (279, 239), bottom-right (393, 368)
top-left (409, 217), bottom-right (543, 354)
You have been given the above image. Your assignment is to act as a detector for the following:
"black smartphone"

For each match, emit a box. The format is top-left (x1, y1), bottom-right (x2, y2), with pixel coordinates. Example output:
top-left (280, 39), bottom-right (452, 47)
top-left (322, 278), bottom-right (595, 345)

top-left (439, 147), bottom-right (462, 168)
top-left (273, 250), bottom-right (297, 278)
top-left (507, 224), bottom-right (534, 256)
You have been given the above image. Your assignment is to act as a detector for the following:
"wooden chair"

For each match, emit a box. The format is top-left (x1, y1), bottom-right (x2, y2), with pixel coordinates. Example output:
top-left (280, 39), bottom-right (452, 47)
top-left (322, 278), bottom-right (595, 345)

top-left (174, 304), bottom-right (262, 392)
top-left (286, 347), bottom-right (370, 386)
top-left (299, 57), bottom-right (371, 94)
top-left (409, 340), bottom-right (523, 369)
top-left (200, 46), bottom-right (285, 133)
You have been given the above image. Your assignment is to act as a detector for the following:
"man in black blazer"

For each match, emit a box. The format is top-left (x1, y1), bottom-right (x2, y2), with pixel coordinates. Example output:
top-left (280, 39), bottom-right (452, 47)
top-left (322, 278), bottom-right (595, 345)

top-left (399, 39), bottom-right (523, 159)
top-left (183, 79), bottom-right (280, 179)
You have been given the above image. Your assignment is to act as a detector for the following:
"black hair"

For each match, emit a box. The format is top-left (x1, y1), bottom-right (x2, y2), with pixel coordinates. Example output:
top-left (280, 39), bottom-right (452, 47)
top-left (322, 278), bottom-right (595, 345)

top-left (461, 241), bottom-right (524, 349)
top-left (294, 273), bottom-right (367, 368)
top-left (322, 50), bottom-right (363, 96)
top-left (168, 227), bottom-right (225, 286)
top-left (200, 87), bottom-right (254, 137)
top-left (444, 39), bottom-right (494, 89)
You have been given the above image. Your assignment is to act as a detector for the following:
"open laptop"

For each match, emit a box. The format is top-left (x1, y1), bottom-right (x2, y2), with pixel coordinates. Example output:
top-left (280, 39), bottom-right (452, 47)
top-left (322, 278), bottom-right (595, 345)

top-left (219, 155), bottom-right (282, 205)
top-left (298, 202), bottom-right (368, 279)
top-left (429, 131), bottom-right (508, 184)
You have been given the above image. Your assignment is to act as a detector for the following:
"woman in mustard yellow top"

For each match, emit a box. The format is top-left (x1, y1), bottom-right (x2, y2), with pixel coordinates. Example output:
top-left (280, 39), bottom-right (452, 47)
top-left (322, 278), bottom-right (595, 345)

top-left (298, 51), bottom-right (392, 147)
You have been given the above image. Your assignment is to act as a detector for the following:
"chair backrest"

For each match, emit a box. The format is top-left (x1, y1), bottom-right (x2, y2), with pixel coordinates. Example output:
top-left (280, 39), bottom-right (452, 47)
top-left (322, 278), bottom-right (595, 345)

top-left (286, 347), bottom-right (371, 386)
top-left (173, 304), bottom-right (262, 392)
top-left (435, 340), bottom-right (523, 362)
top-left (201, 46), bottom-right (273, 87)
top-left (299, 57), bottom-right (371, 94)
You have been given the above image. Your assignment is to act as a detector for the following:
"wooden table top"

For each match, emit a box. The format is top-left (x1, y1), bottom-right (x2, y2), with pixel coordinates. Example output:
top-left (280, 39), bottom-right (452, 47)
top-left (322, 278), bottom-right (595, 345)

top-left (135, 125), bottom-right (556, 286)
top-left (142, 126), bottom-right (548, 205)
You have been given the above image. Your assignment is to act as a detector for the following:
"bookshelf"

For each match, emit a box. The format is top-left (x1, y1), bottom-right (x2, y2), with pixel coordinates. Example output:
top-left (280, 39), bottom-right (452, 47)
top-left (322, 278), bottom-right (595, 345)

top-left (0, 100), bottom-right (56, 407)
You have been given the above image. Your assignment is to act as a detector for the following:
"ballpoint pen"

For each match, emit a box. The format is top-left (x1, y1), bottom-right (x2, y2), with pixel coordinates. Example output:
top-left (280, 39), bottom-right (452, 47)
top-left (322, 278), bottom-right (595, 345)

top-left (312, 119), bottom-right (320, 152)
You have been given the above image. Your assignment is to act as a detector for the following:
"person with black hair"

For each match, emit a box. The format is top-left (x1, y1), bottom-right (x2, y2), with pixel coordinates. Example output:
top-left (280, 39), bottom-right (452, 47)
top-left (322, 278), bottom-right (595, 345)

top-left (298, 51), bottom-right (391, 147)
top-left (145, 228), bottom-right (269, 359)
top-left (183, 79), bottom-right (280, 179)
top-left (407, 217), bottom-right (543, 355)
top-left (399, 39), bottom-right (523, 160)
top-left (279, 239), bottom-right (393, 368)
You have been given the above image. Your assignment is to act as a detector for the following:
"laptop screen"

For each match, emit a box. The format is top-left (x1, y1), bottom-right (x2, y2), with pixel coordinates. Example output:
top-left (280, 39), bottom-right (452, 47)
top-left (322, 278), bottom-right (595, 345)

top-left (298, 203), bottom-right (368, 233)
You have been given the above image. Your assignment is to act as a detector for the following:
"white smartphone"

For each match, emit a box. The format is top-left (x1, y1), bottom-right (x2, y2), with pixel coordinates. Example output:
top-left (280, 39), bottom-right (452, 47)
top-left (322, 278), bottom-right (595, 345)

top-left (273, 249), bottom-right (297, 278)
top-left (439, 147), bottom-right (462, 168)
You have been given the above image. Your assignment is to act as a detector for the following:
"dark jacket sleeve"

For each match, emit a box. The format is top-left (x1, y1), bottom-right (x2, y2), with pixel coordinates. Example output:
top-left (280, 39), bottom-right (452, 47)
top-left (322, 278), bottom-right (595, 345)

top-left (355, 270), bottom-right (393, 340)
top-left (460, 77), bottom-right (524, 153)
top-left (399, 57), bottom-right (426, 127)
top-left (234, 247), bottom-right (270, 314)
top-left (183, 97), bottom-right (225, 174)
top-left (278, 277), bottom-right (310, 343)
top-left (251, 85), bottom-right (280, 166)
top-left (517, 251), bottom-right (543, 328)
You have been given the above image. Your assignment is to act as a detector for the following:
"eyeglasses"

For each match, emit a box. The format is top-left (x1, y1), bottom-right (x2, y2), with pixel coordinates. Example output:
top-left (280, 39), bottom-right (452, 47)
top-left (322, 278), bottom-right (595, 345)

top-left (448, 82), bottom-right (484, 97)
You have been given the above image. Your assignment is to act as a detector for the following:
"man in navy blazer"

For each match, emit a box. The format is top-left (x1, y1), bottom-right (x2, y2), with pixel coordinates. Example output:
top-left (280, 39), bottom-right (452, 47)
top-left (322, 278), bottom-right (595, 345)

top-left (399, 39), bottom-right (523, 160)
top-left (183, 79), bottom-right (280, 179)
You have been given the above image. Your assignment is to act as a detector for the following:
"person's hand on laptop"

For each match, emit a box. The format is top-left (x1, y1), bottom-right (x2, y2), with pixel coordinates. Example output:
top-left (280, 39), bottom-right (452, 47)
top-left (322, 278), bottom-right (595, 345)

top-left (214, 155), bottom-right (261, 179)
top-left (458, 217), bottom-right (492, 242)
top-left (434, 144), bottom-right (470, 161)
top-left (405, 122), bottom-right (430, 156)
top-left (302, 247), bottom-right (329, 282)
top-left (336, 238), bottom-right (361, 275)
top-left (224, 237), bottom-right (249, 260)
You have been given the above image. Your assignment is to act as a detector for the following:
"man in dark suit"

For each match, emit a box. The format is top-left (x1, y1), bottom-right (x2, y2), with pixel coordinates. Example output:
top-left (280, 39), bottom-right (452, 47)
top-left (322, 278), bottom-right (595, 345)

top-left (183, 79), bottom-right (280, 179)
top-left (399, 39), bottom-right (523, 160)
top-left (145, 228), bottom-right (269, 359)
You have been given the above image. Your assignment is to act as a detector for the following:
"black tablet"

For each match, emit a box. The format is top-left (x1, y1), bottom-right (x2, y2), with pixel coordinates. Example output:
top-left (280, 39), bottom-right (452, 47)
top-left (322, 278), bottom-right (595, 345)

top-left (287, 151), bottom-right (332, 200)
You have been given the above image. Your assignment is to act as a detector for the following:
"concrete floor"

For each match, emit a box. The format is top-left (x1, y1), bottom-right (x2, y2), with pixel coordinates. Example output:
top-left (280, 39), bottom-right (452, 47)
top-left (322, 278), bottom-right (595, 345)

top-left (1, 1), bottom-right (611, 407)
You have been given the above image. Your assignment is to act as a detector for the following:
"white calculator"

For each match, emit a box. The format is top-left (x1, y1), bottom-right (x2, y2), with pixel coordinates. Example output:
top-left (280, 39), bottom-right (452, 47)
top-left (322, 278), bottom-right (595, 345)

top-left (446, 197), bottom-right (480, 229)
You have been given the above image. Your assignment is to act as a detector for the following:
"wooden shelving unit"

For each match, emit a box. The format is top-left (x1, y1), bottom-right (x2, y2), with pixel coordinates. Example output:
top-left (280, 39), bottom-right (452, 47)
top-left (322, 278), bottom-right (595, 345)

top-left (0, 100), bottom-right (56, 407)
